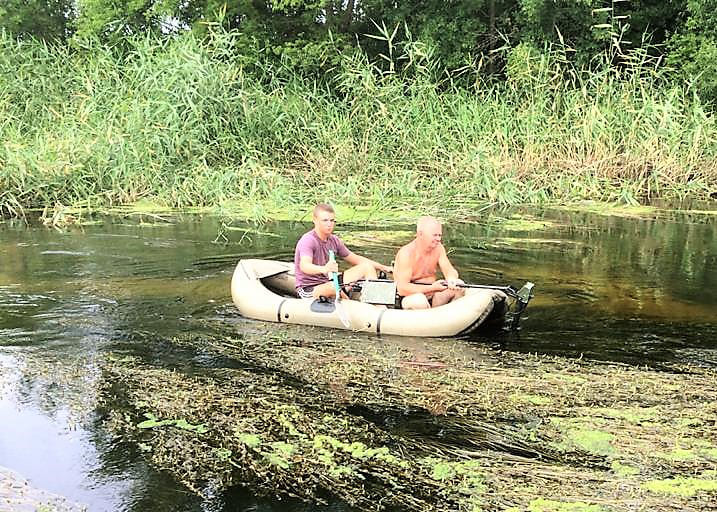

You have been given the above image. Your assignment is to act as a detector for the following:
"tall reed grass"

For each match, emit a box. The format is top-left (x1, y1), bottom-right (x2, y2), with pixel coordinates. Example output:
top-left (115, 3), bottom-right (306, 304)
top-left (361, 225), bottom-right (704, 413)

top-left (1, 29), bottom-right (715, 217)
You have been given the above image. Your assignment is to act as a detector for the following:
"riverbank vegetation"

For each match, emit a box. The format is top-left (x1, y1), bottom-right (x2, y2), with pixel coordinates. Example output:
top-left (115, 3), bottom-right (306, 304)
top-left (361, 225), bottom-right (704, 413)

top-left (99, 325), bottom-right (717, 510)
top-left (2, 2), bottom-right (717, 218)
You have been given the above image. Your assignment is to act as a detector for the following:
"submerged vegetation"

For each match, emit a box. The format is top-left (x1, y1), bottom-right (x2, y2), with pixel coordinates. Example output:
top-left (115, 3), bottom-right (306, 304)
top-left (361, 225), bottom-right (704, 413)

top-left (98, 325), bottom-right (717, 510)
top-left (1, 26), bottom-right (716, 219)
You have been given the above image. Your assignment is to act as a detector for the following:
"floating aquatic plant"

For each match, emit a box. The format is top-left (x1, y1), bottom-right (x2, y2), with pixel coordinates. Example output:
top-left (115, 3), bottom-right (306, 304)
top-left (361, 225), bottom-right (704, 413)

top-left (97, 326), bottom-right (717, 511)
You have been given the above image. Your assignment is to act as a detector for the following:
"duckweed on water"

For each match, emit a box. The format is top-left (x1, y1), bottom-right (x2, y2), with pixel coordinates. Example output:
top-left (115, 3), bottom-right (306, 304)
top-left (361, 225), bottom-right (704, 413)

top-left (642, 476), bottom-right (717, 496)
top-left (523, 498), bottom-right (607, 512)
top-left (589, 407), bottom-right (658, 423)
top-left (656, 440), bottom-right (717, 461)
top-left (610, 461), bottom-right (640, 476)
top-left (551, 424), bottom-right (616, 457)
top-left (660, 448), bottom-right (698, 461)
top-left (554, 203), bottom-right (660, 219)
top-left (236, 433), bottom-right (262, 448)
top-left (341, 229), bottom-right (414, 248)
top-left (100, 361), bottom-right (447, 509)
top-left (499, 216), bottom-right (556, 231)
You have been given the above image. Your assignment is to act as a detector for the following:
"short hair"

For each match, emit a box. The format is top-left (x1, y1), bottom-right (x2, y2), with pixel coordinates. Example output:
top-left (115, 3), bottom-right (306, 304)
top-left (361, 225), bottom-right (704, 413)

top-left (313, 203), bottom-right (335, 217)
top-left (417, 216), bottom-right (441, 233)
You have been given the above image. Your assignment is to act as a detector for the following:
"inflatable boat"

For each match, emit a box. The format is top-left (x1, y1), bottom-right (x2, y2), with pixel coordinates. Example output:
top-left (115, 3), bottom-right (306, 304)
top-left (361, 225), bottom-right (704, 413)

top-left (230, 259), bottom-right (532, 337)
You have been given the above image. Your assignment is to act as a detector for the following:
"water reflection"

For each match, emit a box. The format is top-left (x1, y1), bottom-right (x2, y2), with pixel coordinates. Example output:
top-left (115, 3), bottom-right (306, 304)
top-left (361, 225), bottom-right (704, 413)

top-left (0, 207), bottom-right (716, 510)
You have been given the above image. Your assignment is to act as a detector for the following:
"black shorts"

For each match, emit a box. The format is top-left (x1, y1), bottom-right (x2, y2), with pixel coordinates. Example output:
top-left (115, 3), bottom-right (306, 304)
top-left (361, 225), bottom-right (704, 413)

top-left (397, 294), bottom-right (433, 306)
top-left (398, 281), bottom-right (434, 306)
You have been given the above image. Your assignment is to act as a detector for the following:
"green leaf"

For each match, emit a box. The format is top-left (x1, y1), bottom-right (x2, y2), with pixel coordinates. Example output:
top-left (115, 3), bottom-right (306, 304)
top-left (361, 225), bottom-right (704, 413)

top-left (237, 432), bottom-right (262, 448)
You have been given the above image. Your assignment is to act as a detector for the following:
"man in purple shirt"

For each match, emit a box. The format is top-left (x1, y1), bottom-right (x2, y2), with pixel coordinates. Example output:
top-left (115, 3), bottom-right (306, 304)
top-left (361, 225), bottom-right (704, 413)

top-left (294, 203), bottom-right (392, 299)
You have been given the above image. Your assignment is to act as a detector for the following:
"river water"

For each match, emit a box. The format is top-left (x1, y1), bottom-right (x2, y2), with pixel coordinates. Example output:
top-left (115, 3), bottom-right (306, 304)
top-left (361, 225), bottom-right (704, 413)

top-left (0, 207), bottom-right (715, 511)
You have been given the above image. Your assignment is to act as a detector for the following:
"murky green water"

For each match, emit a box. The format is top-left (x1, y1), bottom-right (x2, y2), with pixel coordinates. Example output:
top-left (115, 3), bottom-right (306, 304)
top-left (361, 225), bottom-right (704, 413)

top-left (1, 207), bottom-right (715, 510)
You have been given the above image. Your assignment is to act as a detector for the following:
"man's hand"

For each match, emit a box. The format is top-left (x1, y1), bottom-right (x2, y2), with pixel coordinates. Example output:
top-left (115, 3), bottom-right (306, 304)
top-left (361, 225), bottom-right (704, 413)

top-left (323, 261), bottom-right (339, 275)
top-left (446, 278), bottom-right (465, 289)
top-left (379, 264), bottom-right (393, 274)
top-left (430, 280), bottom-right (449, 292)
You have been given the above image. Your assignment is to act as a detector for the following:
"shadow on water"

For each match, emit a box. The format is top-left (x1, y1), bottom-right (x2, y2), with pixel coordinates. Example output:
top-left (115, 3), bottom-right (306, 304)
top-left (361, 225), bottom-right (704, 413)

top-left (1, 207), bottom-right (716, 510)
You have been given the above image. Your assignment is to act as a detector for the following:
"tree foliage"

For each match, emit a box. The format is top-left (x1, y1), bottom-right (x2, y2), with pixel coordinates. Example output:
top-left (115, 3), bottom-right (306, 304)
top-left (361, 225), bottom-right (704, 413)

top-left (668, 0), bottom-right (717, 103)
top-left (0, 0), bottom-right (72, 40)
top-left (0, 0), bottom-right (715, 102)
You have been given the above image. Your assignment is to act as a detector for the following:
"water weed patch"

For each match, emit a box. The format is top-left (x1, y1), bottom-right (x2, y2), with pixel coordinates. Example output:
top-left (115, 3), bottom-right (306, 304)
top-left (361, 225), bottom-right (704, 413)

top-left (97, 327), bottom-right (717, 510)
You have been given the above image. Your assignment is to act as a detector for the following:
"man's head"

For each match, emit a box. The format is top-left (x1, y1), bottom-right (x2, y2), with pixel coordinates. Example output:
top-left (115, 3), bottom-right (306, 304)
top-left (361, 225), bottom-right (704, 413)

top-left (416, 216), bottom-right (443, 249)
top-left (312, 203), bottom-right (336, 238)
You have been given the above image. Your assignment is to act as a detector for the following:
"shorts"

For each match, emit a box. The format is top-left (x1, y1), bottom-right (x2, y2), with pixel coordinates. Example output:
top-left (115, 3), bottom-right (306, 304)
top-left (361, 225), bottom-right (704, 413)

top-left (398, 294), bottom-right (433, 308)
top-left (297, 274), bottom-right (344, 299)
top-left (397, 281), bottom-right (434, 308)
top-left (297, 286), bottom-right (315, 299)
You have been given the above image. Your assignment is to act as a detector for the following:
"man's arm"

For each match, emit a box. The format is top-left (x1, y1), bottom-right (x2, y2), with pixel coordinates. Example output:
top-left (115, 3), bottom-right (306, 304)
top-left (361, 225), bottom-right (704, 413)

top-left (437, 246), bottom-right (462, 287)
top-left (344, 251), bottom-right (392, 273)
top-left (299, 255), bottom-right (337, 276)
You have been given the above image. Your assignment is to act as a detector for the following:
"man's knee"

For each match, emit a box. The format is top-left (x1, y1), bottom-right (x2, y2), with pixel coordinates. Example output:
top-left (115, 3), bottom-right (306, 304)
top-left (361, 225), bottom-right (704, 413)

top-left (442, 288), bottom-right (464, 301)
top-left (359, 261), bottom-right (377, 278)
top-left (312, 282), bottom-right (335, 298)
top-left (402, 293), bottom-right (430, 310)
top-left (346, 262), bottom-right (377, 282)
top-left (431, 288), bottom-right (463, 307)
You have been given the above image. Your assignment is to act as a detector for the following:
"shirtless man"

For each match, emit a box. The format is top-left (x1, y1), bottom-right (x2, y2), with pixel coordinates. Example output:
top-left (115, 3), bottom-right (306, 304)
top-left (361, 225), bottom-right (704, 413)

top-left (394, 216), bottom-right (465, 309)
top-left (294, 203), bottom-right (392, 299)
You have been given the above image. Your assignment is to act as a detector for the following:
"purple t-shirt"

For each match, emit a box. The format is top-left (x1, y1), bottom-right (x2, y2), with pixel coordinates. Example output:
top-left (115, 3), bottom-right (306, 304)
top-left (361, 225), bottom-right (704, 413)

top-left (294, 230), bottom-right (350, 289)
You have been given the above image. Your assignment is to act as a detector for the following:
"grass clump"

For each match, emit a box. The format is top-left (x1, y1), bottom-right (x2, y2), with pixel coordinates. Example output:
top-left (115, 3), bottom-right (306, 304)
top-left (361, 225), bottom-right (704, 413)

top-left (590, 407), bottom-right (658, 423)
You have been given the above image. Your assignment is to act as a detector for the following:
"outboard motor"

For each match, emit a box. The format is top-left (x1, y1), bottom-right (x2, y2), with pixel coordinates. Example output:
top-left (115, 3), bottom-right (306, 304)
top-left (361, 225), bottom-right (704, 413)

top-left (510, 281), bottom-right (535, 330)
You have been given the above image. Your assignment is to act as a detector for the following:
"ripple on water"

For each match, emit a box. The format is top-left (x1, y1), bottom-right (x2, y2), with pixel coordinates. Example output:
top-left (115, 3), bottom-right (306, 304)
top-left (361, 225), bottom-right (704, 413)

top-left (40, 250), bottom-right (92, 256)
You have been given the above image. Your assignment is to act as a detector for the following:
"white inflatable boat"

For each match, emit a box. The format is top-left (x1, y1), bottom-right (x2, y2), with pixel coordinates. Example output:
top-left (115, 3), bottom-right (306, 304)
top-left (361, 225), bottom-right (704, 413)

top-left (231, 259), bottom-right (532, 337)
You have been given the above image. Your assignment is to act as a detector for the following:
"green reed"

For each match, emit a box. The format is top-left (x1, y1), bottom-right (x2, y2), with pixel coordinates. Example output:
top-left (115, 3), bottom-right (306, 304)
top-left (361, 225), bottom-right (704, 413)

top-left (1, 29), bottom-right (715, 218)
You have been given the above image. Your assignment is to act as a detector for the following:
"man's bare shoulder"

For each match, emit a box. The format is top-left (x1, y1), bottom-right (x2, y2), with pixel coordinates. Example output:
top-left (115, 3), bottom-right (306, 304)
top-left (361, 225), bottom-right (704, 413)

top-left (396, 240), bottom-right (416, 257)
